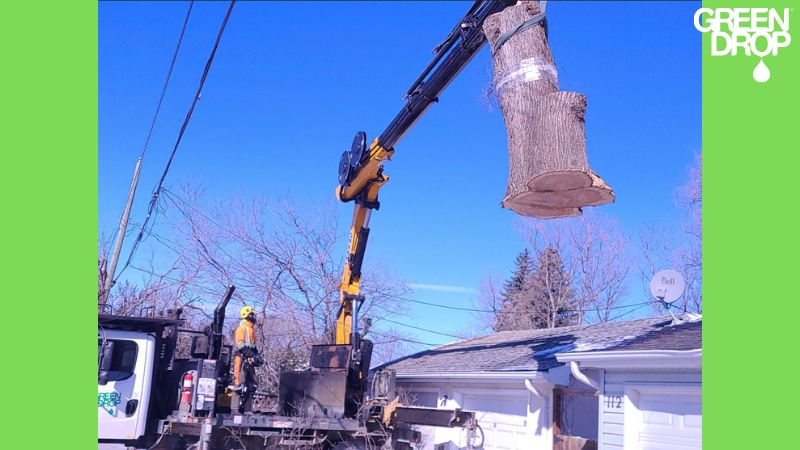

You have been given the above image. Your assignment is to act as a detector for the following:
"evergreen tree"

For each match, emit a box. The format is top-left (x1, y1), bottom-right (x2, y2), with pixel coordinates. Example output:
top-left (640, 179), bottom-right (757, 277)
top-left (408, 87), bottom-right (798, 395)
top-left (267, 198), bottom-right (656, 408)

top-left (493, 249), bottom-right (534, 332)
top-left (502, 248), bottom-right (533, 295)
top-left (494, 245), bottom-right (578, 332)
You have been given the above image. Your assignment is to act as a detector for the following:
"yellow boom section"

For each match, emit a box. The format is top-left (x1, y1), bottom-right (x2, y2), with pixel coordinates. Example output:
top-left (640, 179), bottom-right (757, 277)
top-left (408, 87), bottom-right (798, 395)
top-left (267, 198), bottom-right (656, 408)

top-left (334, 138), bottom-right (393, 345)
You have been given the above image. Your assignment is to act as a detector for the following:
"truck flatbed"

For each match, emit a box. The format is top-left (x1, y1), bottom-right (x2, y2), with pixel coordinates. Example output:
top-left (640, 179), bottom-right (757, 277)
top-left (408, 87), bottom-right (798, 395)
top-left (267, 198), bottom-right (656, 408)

top-left (160, 413), bottom-right (362, 437)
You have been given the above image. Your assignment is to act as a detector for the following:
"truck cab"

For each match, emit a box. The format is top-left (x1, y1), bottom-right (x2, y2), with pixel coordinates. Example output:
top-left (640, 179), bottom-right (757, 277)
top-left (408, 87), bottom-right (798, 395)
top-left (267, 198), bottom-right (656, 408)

top-left (98, 315), bottom-right (184, 450)
top-left (98, 330), bottom-right (154, 442)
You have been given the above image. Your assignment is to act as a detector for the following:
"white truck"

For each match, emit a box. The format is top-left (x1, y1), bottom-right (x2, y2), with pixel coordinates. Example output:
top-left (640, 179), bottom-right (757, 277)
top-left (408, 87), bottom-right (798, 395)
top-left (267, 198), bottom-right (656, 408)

top-left (98, 288), bottom-right (480, 450)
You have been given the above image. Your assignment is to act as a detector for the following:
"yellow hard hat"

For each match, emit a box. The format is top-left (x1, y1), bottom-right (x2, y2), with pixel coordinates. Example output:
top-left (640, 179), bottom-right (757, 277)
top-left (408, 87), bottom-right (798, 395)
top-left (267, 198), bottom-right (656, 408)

top-left (240, 306), bottom-right (255, 319)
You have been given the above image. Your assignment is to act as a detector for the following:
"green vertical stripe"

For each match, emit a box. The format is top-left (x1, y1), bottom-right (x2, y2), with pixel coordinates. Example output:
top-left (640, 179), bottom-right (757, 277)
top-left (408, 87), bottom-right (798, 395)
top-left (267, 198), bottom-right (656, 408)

top-left (703, 1), bottom-right (799, 448)
top-left (2, 0), bottom-right (97, 446)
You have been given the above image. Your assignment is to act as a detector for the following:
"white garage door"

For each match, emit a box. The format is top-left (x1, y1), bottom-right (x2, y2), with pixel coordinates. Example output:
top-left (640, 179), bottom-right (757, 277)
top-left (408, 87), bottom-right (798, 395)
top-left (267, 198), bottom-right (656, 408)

top-left (636, 391), bottom-right (701, 450)
top-left (462, 393), bottom-right (530, 450)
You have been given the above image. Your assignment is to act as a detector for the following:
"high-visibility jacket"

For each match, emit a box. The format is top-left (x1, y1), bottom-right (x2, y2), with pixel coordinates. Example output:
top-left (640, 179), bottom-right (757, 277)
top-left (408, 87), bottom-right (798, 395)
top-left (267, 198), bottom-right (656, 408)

top-left (234, 320), bottom-right (256, 386)
top-left (235, 320), bottom-right (257, 351)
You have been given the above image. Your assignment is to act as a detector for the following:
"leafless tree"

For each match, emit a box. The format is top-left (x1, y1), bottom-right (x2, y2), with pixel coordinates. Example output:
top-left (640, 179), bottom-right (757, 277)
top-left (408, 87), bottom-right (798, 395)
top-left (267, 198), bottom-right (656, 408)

top-left (517, 209), bottom-right (632, 324)
top-left (637, 224), bottom-right (674, 316)
top-left (98, 181), bottom-right (417, 393)
top-left (637, 153), bottom-right (702, 315)
top-left (468, 276), bottom-right (505, 336)
top-left (675, 153), bottom-right (702, 313)
top-left (566, 212), bottom-right (632, 323)
top-left (151, 184), bottom-right (415, 392)
top-left (529, 243), bottom-right (577, 329)
top-left (100, 240), bottom-right (208, 319)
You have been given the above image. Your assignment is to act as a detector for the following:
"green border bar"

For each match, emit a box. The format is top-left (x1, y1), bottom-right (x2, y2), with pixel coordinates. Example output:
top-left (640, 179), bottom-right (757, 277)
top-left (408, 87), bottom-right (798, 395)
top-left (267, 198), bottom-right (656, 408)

top-left (702, 1), bottom-right (798, 448)
top-left (3, 1), bottom-right (797, 446)
top-left (2, 0), bottom-right (97, 444)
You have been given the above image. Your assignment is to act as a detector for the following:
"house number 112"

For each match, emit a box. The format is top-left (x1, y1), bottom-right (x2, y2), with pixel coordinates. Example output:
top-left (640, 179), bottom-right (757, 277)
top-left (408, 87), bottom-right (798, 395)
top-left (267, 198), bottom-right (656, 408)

top-left (605, 396), bottom-right (623, 409)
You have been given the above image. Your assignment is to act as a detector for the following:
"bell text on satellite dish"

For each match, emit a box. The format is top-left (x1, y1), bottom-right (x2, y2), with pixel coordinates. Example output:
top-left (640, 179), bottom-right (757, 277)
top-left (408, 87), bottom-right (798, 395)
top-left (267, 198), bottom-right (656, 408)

top-left (649, 270), bottom-right (686, 304)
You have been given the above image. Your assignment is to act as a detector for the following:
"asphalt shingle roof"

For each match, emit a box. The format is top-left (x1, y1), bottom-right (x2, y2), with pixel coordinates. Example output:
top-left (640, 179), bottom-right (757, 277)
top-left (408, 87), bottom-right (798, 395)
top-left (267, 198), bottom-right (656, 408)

top-left (376, 314), bottom-right (701, 374)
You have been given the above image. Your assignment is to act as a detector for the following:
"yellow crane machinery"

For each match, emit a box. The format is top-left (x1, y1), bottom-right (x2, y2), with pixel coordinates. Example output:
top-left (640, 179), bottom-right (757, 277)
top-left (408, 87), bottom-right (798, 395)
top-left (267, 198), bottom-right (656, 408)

top-left (330, 0), bottom-right (517, 411)
top-left (334, 130), bottom-right (391, 346)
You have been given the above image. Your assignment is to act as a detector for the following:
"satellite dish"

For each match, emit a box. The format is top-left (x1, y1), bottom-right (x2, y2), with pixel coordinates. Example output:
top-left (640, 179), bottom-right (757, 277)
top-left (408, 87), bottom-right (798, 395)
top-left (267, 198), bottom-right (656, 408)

top-left (649, 270), bottom-right (685, 304)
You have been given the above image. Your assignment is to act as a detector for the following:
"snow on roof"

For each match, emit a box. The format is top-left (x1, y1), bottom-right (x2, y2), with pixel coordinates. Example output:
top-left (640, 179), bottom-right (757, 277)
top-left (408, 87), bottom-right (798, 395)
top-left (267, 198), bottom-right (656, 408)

top-left (375, 314), bottom-right (701, 375)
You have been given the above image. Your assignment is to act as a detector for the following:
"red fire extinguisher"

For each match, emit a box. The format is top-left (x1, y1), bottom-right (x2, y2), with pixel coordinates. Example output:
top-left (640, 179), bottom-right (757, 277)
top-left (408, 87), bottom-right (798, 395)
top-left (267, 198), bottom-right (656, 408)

top-left (180, 371), bottom-right (194, 405)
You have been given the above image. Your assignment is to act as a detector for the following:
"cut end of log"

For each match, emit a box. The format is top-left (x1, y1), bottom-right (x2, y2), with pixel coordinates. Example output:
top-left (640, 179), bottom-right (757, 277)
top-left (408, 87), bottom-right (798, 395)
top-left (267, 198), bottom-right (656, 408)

top-left (527, 171), bottom-right (592, 192)
top-left (515, 187), bottom-right (611, 209)
top-left (502, 171), bottom-right (615, 219)
top-left (510, 170), bottom-right (615, 211)
top-left (502, 192), bottom-right (582, 219)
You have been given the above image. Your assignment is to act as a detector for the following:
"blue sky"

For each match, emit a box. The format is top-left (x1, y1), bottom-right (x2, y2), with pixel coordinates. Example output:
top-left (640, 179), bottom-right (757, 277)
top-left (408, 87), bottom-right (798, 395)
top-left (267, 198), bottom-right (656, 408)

top-left (99, 2), bottom-right (701, 348)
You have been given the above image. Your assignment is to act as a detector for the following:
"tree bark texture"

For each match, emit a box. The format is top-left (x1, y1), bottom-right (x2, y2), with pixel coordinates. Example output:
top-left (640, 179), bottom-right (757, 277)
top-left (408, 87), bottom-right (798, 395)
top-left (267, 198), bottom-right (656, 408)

top-left (484, 2), bottom-right (614, 219)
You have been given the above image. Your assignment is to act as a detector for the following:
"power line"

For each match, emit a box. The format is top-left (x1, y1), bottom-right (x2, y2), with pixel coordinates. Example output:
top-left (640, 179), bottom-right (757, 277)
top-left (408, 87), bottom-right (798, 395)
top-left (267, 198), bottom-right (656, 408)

top-left (375, 337), bottom-right (443, 348)
top-left (140, 1), bottom-right (194, 161)
top-left (123, 194), bottom-right (657, 322)
top-left (153, 190), bottom-right (651, 318)
top-left (113, 265), bottom-right (447, 347)
top-left (361, 288), bottom-right (653, 315)
top-left (147, 0), bottom-right (236, 195)
top-left (125, 186), bottom-right (658, 326)
top-left (126, 190), bottom-right (658, 321)
top-left (380, 317), bottom-right (463, 339)
top-left (609, 302), bottom-right (651, 321)
top-left (122, 263), bottom-right (665, 347)
top-left (161, 190), bottom-right (230, 274)
top-left (398, 338), bottom-right (442, 347)
top-left (115, 1), bottom-right (237, 284)
top-left (105, 2), bottom-right (194, 267)
top-left (124, 262), bottom-right (453, 343)
top-left (161, 189), bottom-right (232, 237)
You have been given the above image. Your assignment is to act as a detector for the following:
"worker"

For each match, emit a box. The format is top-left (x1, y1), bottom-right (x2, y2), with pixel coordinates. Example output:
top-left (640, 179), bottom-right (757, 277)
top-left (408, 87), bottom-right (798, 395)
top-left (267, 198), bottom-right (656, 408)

top-left (233, 305), bottom-right (261, 413)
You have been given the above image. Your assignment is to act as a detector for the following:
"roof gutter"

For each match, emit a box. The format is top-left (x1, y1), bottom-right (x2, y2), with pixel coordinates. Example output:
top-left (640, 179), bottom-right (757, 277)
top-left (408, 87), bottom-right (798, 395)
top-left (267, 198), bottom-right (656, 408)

top-left (556, 349), bottom-right (702, 369)
top-left (393, 370), bottom-right (548, 383)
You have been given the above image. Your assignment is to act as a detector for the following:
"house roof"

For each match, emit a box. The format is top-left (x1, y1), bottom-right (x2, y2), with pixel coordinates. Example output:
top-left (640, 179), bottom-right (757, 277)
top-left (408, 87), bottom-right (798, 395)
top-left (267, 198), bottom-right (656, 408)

top-left (376, 314), bottom-right (701, 375)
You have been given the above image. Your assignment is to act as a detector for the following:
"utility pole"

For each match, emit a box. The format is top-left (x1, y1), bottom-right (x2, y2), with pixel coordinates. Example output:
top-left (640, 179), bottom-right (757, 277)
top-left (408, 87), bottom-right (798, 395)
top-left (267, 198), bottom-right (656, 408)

top-left (104, 157), bottom-right (143, 296)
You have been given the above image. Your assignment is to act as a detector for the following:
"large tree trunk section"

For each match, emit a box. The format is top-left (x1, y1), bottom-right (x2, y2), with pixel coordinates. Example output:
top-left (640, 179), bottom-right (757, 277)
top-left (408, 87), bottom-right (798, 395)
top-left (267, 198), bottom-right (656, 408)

top-left (484, 2), bottom-right (614, 219)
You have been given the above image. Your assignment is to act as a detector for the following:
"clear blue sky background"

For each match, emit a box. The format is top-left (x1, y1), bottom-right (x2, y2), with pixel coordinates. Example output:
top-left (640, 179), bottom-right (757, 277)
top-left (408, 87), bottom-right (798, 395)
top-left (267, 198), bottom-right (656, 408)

top-left (99, 1), bottom-right (701, 349)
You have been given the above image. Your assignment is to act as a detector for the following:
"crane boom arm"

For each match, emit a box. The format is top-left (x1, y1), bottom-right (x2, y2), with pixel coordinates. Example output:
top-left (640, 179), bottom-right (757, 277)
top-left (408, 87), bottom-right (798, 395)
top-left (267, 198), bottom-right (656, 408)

top-left (333, 1), bottom-right (513, 348)
top-left (378, 0), bottom-right (512, 150)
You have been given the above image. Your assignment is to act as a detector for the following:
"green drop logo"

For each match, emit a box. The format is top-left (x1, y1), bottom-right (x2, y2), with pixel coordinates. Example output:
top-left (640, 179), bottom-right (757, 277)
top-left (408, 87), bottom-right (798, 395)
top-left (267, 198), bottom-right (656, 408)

top-left (753, 59), bottom-right (770, 82)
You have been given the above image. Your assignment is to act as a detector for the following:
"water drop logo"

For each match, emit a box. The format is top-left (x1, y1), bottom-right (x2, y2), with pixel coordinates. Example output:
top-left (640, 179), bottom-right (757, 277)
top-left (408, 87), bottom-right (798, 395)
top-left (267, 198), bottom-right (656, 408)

top-left (694, 8), bottom-right (791, 82)
top-left (753, 59), bottom-right (770, 82)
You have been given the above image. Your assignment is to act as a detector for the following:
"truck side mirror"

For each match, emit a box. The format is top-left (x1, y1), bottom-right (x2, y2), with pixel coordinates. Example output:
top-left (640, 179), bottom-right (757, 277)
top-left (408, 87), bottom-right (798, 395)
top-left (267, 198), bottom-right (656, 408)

top-left (99, 341), bottom-right (114, 372)
top-left (98, 341), bottom-right (114, 385)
